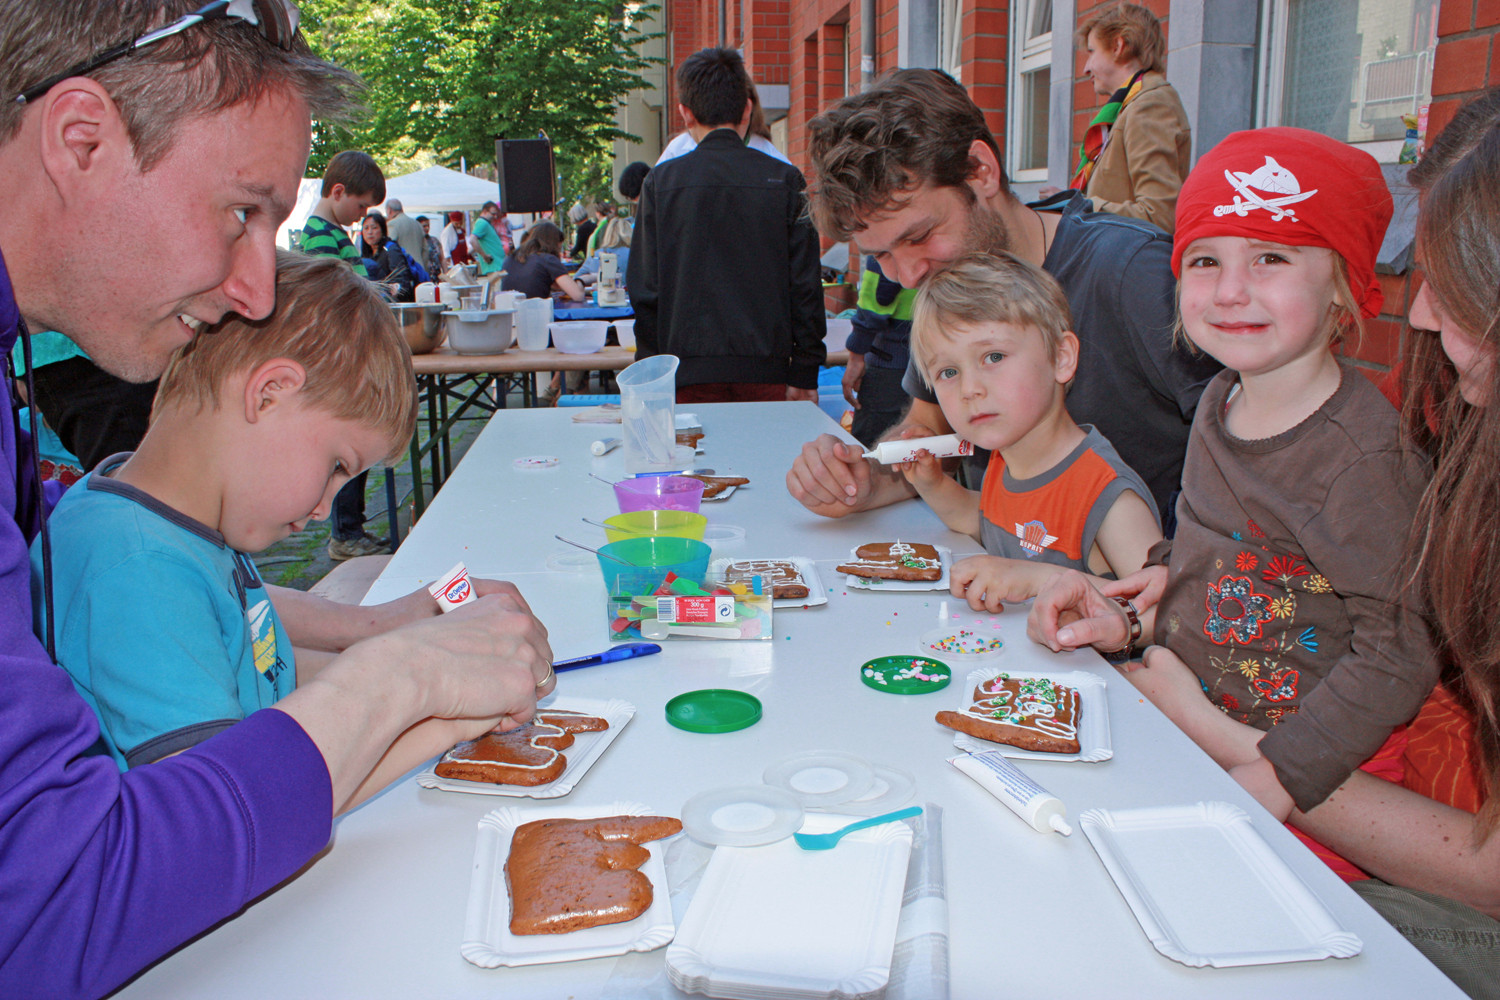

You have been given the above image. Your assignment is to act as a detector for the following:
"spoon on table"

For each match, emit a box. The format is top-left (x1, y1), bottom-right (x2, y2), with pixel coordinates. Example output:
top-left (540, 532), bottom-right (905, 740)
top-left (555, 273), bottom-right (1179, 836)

top-left (582, 517), bottom-right (641, 534)
top-left (792, 806), bottom-right (923, 851)
top-left (553, 535), bottom-right (634, 566)
top-left (639, 619), bottom-right (736, 639)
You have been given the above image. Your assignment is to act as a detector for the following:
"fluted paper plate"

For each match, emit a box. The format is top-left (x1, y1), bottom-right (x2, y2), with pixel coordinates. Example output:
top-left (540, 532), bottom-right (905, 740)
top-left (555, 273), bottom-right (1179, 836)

top-left (1080, 801), bottom-right (1363, 967)
top-left (461, 800), bottom-right (677, 968)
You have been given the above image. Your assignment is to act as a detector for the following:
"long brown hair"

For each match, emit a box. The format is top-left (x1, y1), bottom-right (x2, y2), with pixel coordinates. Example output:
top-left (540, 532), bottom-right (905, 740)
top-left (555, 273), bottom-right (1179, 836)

top-left (511, 221), bottom-right (564, 265)
top-left (1401, 89), bottom-right (1500, 837)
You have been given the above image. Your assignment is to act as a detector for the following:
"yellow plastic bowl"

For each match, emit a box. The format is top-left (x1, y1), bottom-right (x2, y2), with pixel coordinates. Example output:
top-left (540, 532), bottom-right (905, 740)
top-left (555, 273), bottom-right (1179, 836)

top-left (602, 510), bottom-right (708, 543)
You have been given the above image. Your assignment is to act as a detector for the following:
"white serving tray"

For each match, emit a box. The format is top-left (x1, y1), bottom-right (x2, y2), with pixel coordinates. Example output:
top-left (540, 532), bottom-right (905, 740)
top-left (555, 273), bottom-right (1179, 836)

top-left (1079, 801), bottom-right (1363, 968)
top-left (462, 800), bottom-right (677, 968)
top-left (416, 698), bottom-right (634, 798)
top-left (667, 812), bottom-right (913, 1000)
top-left (709, 557), bottom-right (828, 609)
top-left (843, 545), bottom-right (952, 592)
top-left (949, 667), bottom-right (1112, 762)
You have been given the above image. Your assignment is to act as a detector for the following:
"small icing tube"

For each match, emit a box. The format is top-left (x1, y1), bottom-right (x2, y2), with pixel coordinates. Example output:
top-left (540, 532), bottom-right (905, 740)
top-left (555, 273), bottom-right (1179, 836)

top-left (428, 562), bottom-right (477, 613)
top-left (591, 437), bottom-right (622, 456)
top-left (862, 434), bottom-right (974, 464)
top-left (949, 751), bottom-right (1072, 835)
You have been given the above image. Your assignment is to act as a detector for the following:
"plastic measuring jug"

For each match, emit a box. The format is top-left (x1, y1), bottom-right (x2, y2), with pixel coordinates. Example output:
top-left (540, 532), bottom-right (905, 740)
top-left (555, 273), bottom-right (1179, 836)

top-left (617, 354), bottom-right (680, 474)
top-left (515, 297), bottom-right (553, 351)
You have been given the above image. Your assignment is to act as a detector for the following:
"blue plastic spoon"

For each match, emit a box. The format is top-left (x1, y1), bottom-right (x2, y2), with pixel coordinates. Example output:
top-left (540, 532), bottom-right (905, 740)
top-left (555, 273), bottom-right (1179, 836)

top-left (792, 806), bottom-right (923, 851)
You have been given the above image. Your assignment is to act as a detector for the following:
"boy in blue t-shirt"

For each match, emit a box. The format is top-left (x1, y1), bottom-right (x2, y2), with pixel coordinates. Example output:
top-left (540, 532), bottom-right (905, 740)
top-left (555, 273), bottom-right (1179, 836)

top-left (33, 252), bottom-right (420, 770)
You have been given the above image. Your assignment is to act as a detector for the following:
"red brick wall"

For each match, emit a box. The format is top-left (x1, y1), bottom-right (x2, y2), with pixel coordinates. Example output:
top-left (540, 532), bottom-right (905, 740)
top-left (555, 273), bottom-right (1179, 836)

top-left (1349, 0), bottom-right (1499, 377)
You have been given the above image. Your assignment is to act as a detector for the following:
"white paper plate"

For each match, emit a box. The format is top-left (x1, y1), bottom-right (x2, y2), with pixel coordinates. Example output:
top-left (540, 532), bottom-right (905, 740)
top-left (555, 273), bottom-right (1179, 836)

top-left (843, 545), bottom-right (952, 592)
top-left (667, 813), bottom-right (913, 1000)
top-left (416, 698), bottom-right (635, 797)
top-left (709, 557), bottom-right (828, 609)
top-left (1080, 801), bottom-right (1362, 968)
top-left (948, 667), bottom-right (1112, 763)
top-left (461, 800), bottom-right (677, 968)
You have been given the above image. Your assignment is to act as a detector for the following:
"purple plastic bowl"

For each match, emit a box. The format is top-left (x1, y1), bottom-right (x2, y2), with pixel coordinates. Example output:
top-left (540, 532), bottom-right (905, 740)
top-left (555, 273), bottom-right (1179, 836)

top-left (613, 475), bottom-right (706, 514)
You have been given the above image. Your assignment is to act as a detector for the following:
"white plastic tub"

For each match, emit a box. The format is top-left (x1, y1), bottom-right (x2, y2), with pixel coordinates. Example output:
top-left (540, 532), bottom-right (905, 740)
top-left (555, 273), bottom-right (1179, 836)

top-left (551, 320), bottom-right (608, 354)
top-left (443, 308), bottom-right (515, 355)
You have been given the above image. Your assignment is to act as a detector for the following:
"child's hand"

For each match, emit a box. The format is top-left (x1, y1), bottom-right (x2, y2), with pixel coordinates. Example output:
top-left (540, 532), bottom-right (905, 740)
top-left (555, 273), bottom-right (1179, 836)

top-left (1027, 569), bottom-right (1131, 652)
top-left (898, 448), bottom-right (946, 492)
top-left (950, 555), bottom-right (1051, 612)
top-left (1100, 564), bottom-right (1168, 612)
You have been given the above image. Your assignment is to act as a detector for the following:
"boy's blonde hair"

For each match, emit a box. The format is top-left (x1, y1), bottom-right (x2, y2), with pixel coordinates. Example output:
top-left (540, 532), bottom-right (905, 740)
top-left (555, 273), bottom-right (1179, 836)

top-left (156, 250), bottom-right (418, 463)
top-left (909, 252), bottom-right (1074, 388)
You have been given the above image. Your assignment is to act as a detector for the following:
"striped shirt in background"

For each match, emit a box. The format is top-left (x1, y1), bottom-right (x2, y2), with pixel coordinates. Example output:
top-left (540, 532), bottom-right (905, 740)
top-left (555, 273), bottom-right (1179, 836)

top-left (295, 215), bottom-right (369, 278)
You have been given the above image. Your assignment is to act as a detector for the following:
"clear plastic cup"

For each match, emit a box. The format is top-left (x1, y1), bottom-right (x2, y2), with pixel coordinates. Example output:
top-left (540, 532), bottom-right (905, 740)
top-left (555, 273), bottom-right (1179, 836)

top-left (515, 297), bottom-right (553, 351)
top-left (617, 354), bottom-right (679, 475)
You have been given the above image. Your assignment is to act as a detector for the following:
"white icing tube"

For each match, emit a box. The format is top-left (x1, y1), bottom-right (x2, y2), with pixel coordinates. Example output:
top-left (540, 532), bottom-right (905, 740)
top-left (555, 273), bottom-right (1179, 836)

top-left (950, 751), bottom-right (1072, 835)
top-left (862, 434), bottom-right (973, 464)
top-left (591, 437), bottom-right (622, 456)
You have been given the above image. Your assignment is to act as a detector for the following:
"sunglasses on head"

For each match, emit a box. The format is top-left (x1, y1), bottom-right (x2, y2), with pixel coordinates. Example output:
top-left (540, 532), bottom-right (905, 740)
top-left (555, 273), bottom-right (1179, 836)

top-left (14, 0), bottom-right (301, 106)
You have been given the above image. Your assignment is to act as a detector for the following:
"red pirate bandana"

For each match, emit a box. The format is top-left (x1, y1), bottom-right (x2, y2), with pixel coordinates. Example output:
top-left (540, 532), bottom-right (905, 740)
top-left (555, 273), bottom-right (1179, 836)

top-left (1172, 127), bottom-right (1393, 318)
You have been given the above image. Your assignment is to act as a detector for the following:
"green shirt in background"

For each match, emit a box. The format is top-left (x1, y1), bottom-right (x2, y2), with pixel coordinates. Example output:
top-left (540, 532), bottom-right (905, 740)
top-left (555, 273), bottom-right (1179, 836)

top-left (471, 217), bottom-right (507, 276)
top-left (296, 214), bottom-right (369, 278)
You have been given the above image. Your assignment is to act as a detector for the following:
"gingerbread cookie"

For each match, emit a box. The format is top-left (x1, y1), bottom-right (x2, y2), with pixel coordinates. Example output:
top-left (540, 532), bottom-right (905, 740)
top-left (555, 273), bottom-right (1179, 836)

top-left (836, 541), bottom-right (943, 581)
top-left (936, 674), bottom-right (1081, 754)
top-left (506, 814), bottom-right (683, 935)
top-left (684, 474), bottom-right (748, 497)
top-left (721, 559), bottom-right (809, 599)
top-left (434, 711), bottom-right (610, 786)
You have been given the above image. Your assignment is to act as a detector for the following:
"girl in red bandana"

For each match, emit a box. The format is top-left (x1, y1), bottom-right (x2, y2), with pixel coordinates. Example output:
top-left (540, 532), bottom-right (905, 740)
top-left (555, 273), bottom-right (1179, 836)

top-left (1030, 128), bottom-right (1439, 878)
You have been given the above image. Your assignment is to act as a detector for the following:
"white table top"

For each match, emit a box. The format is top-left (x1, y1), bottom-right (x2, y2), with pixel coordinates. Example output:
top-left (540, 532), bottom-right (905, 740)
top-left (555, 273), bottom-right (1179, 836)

top-left (116, 402), bottom-right (1461, 999)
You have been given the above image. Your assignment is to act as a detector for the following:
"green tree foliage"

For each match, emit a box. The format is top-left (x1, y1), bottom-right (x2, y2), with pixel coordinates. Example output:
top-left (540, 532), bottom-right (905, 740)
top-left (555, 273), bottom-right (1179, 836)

top-left (300, 0), bottom-right (660, 195)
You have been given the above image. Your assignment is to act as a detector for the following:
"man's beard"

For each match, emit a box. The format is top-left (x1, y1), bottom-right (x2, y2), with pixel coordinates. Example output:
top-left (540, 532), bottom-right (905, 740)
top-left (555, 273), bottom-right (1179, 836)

top-left (961, 201), bottom-right (1012, 257)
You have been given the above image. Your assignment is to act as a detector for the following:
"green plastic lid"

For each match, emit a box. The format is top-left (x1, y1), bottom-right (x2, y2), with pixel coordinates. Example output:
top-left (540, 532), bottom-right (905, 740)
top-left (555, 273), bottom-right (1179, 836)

top-left (665, 689), bottom-right (762, 733)
top-left (860, 655), bottom-right (952, 695)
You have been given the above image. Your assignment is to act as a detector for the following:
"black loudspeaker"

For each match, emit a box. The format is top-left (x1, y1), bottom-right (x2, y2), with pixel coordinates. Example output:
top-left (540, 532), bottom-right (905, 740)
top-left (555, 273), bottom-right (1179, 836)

top-left (495, 139), bottom-right (556, 213)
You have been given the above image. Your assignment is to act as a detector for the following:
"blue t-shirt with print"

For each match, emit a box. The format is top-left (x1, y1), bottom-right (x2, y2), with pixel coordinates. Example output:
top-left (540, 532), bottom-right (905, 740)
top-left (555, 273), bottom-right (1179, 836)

top-left (32, 455), bottom-right (296, 770)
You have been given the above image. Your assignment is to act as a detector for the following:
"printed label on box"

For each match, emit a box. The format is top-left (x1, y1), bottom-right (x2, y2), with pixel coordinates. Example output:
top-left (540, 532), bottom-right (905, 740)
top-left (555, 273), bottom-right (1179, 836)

top-left (656, 594), bottom-right (734, 623)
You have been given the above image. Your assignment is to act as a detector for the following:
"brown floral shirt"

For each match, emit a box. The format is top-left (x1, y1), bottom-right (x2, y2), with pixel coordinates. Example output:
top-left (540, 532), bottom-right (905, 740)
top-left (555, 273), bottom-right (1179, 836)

top-left (1151, 365), bottom-right (1437, 811)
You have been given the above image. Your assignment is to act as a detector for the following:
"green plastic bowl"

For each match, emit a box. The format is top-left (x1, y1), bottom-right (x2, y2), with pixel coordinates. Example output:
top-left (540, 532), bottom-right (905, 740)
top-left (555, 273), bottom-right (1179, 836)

top-left (597, 536), bottom-right (712, 596)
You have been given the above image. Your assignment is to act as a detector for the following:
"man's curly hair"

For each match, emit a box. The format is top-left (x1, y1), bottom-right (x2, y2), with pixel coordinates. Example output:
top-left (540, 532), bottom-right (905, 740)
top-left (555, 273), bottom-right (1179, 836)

top-left (808, 69), bottom-right (1008, 241)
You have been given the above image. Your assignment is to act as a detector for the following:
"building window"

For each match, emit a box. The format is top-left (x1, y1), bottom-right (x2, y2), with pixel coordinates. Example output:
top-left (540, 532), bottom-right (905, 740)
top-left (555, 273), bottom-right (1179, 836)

top-left (937, 0), bottom-right (963, 79)
top-left (1260, 0), bottom-right (1438, 161)
top-left (1008, 0), bottom-right (1052, 182)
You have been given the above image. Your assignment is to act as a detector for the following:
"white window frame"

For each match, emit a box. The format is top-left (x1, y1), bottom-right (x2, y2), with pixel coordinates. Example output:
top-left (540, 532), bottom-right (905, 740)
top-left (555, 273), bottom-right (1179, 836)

top-left (936, 0), bottom-right (963, 79)
top-left (1007, 0), bottom-right (1053, 183)
top-left (1258, 0), bottom-right (1435, 163)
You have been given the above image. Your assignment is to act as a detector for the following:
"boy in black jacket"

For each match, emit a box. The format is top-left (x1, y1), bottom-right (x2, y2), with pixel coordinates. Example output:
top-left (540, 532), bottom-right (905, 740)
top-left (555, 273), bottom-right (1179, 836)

top-left (627, 47), bottom-right (826, 403)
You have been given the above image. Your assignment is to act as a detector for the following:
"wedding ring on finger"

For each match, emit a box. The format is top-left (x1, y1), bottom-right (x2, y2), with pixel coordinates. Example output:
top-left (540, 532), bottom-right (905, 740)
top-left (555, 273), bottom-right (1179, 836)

top-left (535, 664), bottom-right (555, 691)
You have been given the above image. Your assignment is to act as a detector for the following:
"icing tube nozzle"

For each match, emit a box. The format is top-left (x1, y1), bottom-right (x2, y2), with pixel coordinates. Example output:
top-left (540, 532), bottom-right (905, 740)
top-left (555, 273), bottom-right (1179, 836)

top-left (862, 434), bottom-right (974, 465)
top-left (950, 750), bottom-right (1072, 836)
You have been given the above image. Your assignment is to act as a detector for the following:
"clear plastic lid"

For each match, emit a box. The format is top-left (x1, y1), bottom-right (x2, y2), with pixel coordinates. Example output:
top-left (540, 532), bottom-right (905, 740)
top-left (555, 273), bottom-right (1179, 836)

top-left (762, 751), bottom-right (875, 807)
top-left (681, 785), bottom-right (804, 847)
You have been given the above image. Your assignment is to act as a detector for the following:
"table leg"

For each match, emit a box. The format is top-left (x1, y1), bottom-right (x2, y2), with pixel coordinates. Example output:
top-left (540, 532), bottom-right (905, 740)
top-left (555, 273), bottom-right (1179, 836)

top-left (382, 467), bottom-right (400, 549)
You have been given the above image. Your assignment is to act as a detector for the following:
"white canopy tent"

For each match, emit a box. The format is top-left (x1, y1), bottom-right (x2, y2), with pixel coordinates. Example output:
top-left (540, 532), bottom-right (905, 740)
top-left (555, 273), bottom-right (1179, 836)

top-left (382, 164), bottom-right (500, 213)
top-left (277, 164), bottom-right (526, 250)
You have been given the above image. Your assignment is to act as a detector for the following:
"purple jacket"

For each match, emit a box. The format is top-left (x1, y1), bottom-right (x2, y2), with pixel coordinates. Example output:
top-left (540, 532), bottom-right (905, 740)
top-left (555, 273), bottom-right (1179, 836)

top-left (0, 252), bottom-right (333, 998)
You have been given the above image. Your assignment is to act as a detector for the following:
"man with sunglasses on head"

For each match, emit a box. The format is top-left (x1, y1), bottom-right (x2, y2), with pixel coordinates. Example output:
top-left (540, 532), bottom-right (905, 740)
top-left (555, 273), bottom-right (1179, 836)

top-left (0, 3), bottom-right (555, 996)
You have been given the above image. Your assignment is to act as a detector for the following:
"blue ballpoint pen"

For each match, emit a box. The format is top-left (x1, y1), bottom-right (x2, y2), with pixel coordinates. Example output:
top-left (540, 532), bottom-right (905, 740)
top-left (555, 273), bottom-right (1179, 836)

top-left (553, 642), bottom-right (662, 672)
